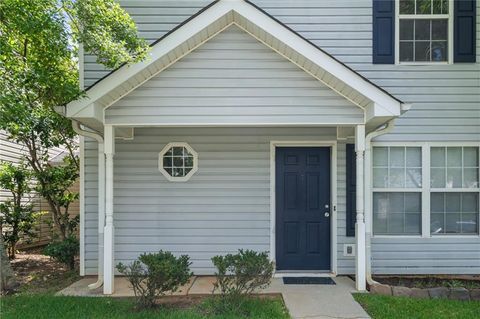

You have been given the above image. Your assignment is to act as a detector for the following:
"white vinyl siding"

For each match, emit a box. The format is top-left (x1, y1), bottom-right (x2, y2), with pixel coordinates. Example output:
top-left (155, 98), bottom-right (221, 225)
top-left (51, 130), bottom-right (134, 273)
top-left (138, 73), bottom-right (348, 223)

top-left (83, 127), bottom-right (352, 275)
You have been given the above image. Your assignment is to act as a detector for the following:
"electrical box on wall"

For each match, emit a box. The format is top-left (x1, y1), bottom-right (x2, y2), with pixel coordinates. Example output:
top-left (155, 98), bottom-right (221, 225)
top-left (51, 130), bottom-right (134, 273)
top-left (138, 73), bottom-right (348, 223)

top-left (343, 244), bottom-right (355, 257)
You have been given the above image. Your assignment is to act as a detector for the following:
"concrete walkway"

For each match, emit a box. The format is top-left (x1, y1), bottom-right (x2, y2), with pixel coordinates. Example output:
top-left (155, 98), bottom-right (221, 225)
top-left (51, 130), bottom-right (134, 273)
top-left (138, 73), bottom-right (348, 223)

top-left (59, 276), bottom-right (370, 319)
top-left (266, 277), bottom-right (370, 319)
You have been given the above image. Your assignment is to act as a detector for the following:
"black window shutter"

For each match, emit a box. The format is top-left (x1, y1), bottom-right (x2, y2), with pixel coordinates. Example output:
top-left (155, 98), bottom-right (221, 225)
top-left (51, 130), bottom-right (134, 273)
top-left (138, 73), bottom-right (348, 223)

top-left (454, 0), bottom-right (477, 62)
top-left (346, 144), bottom-right (356, 237)
top-left (373, 0), bottom-right (395, 64)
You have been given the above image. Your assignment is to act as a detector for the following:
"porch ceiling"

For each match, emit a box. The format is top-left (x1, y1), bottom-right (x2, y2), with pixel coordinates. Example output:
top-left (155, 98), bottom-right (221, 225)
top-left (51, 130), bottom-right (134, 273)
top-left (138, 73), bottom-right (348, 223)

top-left (65, 0), bottom-right (408, 133)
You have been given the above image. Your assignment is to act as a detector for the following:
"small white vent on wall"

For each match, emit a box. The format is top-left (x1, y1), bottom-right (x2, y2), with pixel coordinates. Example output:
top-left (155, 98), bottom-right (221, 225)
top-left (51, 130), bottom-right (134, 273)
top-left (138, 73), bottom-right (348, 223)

top-left (343, 244), bottom-right (355, 257)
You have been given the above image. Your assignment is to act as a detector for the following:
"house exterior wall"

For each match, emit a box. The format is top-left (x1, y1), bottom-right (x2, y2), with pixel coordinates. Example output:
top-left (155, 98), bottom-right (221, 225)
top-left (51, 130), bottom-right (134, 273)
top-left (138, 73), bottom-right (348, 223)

top-left (83, 127), bottom-right (354, 275)
top-left (82, 0), bottom-right (480, 275)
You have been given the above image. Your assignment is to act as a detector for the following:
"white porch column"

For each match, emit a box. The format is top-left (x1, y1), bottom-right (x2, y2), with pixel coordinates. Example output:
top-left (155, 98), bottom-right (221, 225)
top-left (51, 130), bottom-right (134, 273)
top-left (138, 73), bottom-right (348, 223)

top-left (103, 125), bottom-right (115, 295)
top-left (355, 125), bottom-right (366, 291)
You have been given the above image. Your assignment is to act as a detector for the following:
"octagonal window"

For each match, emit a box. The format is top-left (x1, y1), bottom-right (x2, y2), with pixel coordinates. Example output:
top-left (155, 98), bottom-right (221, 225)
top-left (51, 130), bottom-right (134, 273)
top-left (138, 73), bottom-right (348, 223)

top-left (159, 143), bottom-right (198, 182)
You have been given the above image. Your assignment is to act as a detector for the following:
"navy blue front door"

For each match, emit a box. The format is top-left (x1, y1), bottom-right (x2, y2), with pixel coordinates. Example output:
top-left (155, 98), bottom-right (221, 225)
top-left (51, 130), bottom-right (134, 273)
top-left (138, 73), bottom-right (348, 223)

top-left (276, 147), bottom-right (331, 271)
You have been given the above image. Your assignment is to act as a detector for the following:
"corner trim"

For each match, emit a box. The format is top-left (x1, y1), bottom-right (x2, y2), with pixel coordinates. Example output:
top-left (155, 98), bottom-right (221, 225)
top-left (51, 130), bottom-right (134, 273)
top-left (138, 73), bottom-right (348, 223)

top-left (79, 136), bottom-right (85, 276)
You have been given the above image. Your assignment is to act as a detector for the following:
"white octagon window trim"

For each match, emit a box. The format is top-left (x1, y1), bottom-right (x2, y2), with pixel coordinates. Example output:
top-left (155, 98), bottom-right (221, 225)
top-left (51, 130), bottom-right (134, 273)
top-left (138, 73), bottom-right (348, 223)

top-left (158, 142), bottom-right (198, 182)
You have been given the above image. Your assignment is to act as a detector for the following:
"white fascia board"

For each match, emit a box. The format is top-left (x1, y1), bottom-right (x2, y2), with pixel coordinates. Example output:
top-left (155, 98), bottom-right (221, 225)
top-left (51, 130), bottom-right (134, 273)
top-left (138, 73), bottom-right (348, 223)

top-left (234, 2), bottom-right (402, 116)
top-left (68, 102), bottom-right (103, 123)
top-left (66, 1), bottom-right (235, 117)
top-left (365, 102), bottom-right (397, 122)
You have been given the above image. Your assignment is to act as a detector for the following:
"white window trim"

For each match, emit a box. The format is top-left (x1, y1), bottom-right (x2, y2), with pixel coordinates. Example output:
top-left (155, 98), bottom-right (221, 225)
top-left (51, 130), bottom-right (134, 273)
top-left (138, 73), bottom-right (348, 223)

top-left (371, 141), bottom-right (480, 239)
top-left (395, 0), bottom-right (454, 65)
top-left (158, 142), bottom-right (198, 182)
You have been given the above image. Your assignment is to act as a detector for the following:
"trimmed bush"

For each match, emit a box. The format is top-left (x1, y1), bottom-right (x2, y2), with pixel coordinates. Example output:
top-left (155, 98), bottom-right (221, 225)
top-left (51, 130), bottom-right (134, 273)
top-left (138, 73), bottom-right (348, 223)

top-left (210, 250), bottom-right (274, 313)
top-left (116, 251), bottom-right (192, 309)
top-left (43, 236), bottom-right (79, 270)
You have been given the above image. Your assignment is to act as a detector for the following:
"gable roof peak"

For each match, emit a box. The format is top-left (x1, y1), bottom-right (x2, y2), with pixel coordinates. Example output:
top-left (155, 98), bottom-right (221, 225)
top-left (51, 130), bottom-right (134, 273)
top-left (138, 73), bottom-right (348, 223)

top-left (66, 0), bottom-right (406, 130)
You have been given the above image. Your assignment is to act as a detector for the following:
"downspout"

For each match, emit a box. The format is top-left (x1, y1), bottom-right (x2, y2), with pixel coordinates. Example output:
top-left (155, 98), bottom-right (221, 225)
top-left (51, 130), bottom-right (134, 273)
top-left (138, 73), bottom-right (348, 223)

top-left (364, 120), bottom-right (395, 286)
top-left (71, 121), bottom-right (105, 290)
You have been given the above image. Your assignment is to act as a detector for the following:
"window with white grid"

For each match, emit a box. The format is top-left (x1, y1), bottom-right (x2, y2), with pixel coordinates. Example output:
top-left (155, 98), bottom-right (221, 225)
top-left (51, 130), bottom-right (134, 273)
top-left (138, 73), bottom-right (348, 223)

top-left (398, 0), bottom-right (452, 63)
top-left (430, 147), bottom-right (479, 235)
top-left (372, 144), bottom-right (480, 237)
top-left (372, 146), bottom-right (422, 235)
top-left (159, 142), bottom-right (198, 182)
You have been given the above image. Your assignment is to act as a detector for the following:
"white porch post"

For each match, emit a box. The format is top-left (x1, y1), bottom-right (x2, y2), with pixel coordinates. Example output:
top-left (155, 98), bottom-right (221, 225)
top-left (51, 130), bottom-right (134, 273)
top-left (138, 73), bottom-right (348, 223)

top-left (103, 125), bottom-right (115, 295)
top-left (355, 125), bottom-right (366, 291)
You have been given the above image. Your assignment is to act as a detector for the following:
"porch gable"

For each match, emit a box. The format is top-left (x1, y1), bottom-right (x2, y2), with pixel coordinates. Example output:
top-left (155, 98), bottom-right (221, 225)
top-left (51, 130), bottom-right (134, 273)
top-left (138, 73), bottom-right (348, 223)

top-left (65, 0), bottom-right (407, 132)
top-left (105, 26), bottom-right (365, 127)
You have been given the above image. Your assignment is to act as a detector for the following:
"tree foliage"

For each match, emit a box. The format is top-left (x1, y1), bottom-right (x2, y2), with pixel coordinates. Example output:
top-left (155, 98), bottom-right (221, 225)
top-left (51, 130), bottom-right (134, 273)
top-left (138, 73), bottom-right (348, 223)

top-left (0, 0), bottom-right (149, 241)
top-left (0, 162), bottom-right (41, 259)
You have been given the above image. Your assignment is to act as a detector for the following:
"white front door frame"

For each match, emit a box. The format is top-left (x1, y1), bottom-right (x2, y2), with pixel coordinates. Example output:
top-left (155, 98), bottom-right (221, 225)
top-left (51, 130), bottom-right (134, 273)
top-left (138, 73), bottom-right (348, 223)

top-left (269, 141), bottom-right (338, 276)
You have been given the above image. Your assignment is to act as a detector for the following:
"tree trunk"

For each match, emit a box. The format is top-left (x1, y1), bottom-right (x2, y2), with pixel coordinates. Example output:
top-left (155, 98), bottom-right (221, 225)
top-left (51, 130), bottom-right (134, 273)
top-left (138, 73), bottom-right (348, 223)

top-left (0, 234), bottom-right (18, 294)
top-left (9, 242), bottom-right (16, 260)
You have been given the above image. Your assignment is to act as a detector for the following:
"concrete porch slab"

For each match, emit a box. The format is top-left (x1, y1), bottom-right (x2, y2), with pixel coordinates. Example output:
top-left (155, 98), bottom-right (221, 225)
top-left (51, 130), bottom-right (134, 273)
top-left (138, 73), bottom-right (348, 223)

top-left (57, 276), bottom-right (194, 297)
top-left (58, 276), bottom-right (370, 318)
top-left (188, 276), bottom-right (217, 295)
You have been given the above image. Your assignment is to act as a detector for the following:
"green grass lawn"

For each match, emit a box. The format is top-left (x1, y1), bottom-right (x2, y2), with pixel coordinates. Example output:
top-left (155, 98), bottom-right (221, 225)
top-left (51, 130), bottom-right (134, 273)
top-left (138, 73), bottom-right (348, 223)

top-left (0, 294), bottom-right (290, 319)
top-left (354, 294), bottom-right (480, 319)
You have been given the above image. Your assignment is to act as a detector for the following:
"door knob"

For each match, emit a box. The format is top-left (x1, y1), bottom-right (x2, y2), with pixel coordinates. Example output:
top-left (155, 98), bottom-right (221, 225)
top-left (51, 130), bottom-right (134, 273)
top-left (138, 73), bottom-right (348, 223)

top-left (324, 212), bottom-right (330, 217)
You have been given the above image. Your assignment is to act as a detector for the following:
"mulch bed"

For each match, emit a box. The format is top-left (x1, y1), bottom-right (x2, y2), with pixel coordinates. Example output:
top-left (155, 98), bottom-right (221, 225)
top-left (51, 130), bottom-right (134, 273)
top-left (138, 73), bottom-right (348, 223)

top-left (373, 275), bottom-right (480, 289)
top-left (10, 248), bottom-right (80, 294)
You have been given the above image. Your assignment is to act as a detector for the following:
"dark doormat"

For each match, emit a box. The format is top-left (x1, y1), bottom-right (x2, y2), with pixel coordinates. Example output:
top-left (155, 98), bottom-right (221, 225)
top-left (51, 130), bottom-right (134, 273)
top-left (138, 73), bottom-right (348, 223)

top-left (283, 277), bottom-right (336, 285)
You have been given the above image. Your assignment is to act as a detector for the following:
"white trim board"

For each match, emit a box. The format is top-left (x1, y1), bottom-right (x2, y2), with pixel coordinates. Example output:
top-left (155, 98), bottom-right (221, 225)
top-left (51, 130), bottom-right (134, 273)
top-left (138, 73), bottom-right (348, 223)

top-left (269, 141), bottom-right (338, 275)
top-left (104, 122), bottom-right (364, 127)
top-left (79, 136), bottom-right (85, 276)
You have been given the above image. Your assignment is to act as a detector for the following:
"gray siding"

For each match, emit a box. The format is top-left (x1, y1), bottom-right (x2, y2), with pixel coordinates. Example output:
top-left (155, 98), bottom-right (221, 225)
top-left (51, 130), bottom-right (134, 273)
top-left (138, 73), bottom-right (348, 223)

top-left (82, 0), bottom-right (480, 275)
top-left (371, 237), bottom-right (480, 275)
top-left (105, 26), bottom-right (363, 126)
top-left (0, 130), bottom-right (27, 203)
top-left (83, 127), bottom-right (354, 275)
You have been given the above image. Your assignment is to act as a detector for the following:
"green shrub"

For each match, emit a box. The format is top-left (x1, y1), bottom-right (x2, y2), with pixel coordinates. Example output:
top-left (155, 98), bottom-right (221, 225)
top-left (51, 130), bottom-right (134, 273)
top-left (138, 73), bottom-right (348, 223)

top-left (0, 162), bottom-right (41, 259)
top-left (210, 249), bottom-right (274, 313)
top-left (116, 251), bottom-right (192, 309)
top-left (43, 236), bottom-right (79, 270)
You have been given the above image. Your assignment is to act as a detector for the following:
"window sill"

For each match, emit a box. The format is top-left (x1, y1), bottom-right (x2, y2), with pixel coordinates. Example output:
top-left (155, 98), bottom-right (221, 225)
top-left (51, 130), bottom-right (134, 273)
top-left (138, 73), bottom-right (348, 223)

top-left (372, 235), bottom-right (422, 238)
top-left (430, 234), bottom-right (480, 238)
top-left (396, 61), bottom-right (451, 66)
top-left (372, 235), bottom-right (480, 239)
